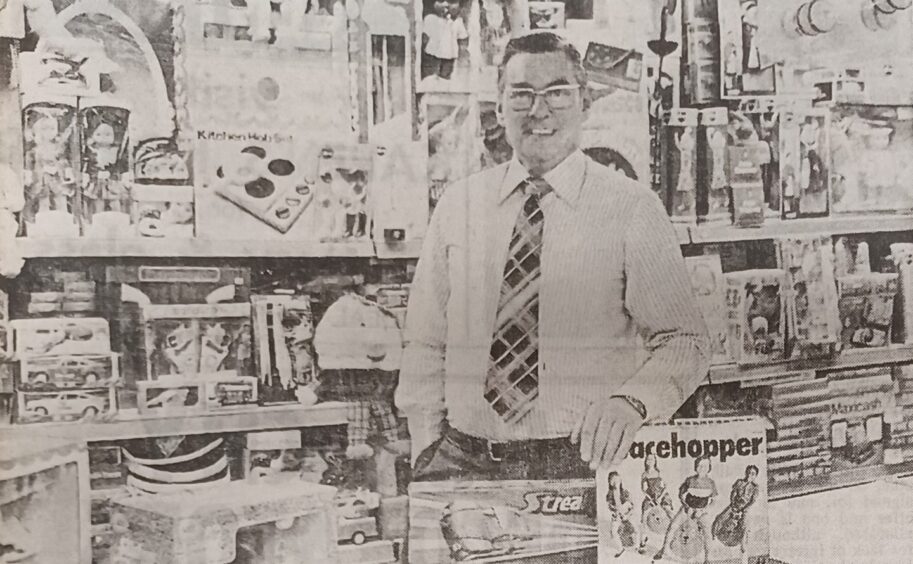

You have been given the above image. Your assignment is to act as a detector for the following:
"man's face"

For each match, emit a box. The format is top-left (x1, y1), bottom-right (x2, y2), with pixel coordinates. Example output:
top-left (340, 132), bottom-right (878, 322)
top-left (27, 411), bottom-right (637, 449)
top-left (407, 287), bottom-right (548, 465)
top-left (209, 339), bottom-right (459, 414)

top-left (500, 51), bottom-right (588, 174)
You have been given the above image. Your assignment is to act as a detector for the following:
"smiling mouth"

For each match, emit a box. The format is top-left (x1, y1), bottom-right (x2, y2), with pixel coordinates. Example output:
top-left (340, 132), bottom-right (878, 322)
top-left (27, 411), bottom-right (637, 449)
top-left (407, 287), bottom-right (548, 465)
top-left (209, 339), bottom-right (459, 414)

top-left (529, 128), bottom-right (556, 136)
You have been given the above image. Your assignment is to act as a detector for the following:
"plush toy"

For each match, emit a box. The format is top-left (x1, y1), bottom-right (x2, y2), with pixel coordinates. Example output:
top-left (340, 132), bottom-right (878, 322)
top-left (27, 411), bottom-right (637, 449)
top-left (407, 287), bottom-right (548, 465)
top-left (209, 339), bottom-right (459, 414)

top-left (314, 293), bottom-right (407, 459)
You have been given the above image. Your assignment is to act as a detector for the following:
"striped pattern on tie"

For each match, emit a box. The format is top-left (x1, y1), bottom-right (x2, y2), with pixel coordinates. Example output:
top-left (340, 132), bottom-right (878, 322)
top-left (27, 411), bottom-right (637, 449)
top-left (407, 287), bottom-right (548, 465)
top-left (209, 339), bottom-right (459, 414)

top-left (483, 178), bottom-right (550, 423)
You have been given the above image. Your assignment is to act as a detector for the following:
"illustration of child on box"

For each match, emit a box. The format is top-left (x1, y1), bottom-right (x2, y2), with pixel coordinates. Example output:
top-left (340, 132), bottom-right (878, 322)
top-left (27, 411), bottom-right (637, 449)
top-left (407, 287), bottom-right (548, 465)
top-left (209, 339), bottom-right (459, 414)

top-left (653, 456), bottom-right (717, 564)
top-left (421, 0), bottom-right (468, 82)
top-left (605, 471), bottom-right (637, 558)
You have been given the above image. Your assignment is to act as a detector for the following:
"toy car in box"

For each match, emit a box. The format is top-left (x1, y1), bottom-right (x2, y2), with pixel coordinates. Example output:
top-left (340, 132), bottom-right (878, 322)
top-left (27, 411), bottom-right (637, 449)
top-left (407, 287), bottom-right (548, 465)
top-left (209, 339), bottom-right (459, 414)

top-left (11, 317), bottom-right (111, 357)
top-left (14, 386), bottom-right (116, 423)
top-left (409, 479), bottom-right (597, 563)
top-left (18, 353), bottom-right (120, 390)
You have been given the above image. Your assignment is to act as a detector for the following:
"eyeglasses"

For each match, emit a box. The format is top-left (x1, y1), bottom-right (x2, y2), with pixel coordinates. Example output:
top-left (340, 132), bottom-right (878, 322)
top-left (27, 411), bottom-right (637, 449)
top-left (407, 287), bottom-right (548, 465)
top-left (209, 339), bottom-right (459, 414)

top-left (504, 84), bottom-right (582, 111)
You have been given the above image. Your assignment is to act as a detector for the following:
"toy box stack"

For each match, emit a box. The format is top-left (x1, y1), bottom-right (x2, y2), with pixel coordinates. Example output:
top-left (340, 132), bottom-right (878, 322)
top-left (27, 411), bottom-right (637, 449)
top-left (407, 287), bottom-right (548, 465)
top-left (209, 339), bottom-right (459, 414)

top-left (889, 365), bottom-right (913, 463)
top-left (10, 317), bottom-right (119, 424)
top-left (767, 376), bottom-right (832, 485)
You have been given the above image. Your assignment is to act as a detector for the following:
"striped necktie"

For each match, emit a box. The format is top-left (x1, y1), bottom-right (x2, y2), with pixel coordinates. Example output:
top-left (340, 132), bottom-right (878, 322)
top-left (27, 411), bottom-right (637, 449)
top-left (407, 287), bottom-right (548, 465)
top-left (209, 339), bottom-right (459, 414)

top-left (484, 177), bottom-right (550, 423)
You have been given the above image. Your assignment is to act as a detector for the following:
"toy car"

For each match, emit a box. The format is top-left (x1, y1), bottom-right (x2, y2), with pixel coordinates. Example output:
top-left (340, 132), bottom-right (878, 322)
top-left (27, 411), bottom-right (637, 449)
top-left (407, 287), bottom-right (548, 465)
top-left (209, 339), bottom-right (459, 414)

top-left (27, 390), bottom-right (108, 419)
top-left (27, 356), bottom-right (106, 389)
top-left (439, 502), bottom-right (533, 561)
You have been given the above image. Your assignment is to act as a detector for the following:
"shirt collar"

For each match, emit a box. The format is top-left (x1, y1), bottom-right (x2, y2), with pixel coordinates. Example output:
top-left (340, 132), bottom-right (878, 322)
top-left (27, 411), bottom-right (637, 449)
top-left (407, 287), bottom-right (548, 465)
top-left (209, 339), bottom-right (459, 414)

top-left (498, 150), bottom-right (587, 207)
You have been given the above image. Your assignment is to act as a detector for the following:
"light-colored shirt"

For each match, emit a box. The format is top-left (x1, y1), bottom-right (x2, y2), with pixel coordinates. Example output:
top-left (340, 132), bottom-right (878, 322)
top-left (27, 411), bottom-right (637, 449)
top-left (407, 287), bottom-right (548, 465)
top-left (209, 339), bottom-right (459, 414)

top-left (423, 13), bottom-right (468, 60)
top-left (396, 150), bottom-right (710, 452)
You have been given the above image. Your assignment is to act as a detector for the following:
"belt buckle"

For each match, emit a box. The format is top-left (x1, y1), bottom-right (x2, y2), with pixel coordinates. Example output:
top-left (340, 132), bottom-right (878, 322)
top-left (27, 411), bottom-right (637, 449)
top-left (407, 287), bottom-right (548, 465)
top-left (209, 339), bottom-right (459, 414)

top-left (487, 441), bottom-right (504, 462)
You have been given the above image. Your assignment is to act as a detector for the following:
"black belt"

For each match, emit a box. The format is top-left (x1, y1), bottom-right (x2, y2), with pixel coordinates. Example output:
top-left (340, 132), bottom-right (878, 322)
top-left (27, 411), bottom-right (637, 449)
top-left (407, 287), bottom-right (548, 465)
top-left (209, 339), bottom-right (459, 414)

top-left (446, 427), bottom-right (574, 462)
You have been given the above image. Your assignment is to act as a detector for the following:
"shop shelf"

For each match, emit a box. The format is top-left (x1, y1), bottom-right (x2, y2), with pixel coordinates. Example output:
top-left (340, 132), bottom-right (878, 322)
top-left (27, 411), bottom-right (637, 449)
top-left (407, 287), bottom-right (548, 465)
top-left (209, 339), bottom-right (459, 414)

top-left (0, 401), bottom-right (348, 443)
top-left (16, 238), bottom-right (376, 259)
top-left (708, 344), bottom-right (913, 386)
top-left (687, 214), bottom-right (913, 244)
top-left (770, 460), bottom-right (913, 501)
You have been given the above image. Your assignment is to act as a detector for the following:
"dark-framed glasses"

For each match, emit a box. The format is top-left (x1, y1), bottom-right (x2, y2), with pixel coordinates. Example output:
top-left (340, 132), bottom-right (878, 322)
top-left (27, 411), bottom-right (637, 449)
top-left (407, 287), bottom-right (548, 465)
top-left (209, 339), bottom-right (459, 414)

top-left (505, 84), bottom-right (582, 111)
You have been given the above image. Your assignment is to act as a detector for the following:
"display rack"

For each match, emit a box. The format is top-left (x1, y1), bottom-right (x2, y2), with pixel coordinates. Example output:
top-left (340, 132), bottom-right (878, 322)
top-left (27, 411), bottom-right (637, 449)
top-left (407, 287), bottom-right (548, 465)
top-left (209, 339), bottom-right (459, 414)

top-left (709, 344), bottom-right (913, 386)
top-left (0, 401), bottom-right (349, 442)
top-left (687, 214), bottom-right (913, 245)
top-left (16, 238), bottom-right (377, 259)
top-left (771, 460), bottom-right (913, 501)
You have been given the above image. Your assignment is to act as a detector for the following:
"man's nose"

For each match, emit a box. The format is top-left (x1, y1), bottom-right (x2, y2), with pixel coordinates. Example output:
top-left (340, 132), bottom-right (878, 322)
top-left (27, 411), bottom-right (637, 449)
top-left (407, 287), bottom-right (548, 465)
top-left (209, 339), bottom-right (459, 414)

top-left (528, 94), bottom-right (551, 118)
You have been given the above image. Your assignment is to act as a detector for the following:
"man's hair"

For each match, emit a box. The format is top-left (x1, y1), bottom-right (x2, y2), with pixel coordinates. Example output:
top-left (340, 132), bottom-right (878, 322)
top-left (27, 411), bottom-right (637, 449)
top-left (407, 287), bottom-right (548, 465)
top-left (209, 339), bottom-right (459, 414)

top-left (497, 31), bottom-right (588, 93)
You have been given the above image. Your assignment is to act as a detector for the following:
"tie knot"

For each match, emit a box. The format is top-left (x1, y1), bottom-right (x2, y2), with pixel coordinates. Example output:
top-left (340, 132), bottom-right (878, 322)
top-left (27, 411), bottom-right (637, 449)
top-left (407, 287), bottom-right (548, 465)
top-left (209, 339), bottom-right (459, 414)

top-left (525, 177), bottom-right (551, 198)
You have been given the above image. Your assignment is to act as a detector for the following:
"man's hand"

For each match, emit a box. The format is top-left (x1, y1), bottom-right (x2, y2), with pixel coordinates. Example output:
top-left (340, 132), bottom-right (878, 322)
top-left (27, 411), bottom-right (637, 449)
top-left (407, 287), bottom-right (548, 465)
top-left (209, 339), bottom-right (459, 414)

top-left (570, 397), bottom-right (645, 470)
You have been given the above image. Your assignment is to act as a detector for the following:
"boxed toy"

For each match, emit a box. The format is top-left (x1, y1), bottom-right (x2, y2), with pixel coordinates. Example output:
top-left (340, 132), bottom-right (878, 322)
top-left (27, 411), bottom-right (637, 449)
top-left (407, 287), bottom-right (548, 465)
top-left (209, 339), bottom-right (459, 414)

top-left (697, 108), bottom-right (730, 223)
top-left (108, 481), bottom-right (338, 564)
top-left (780, 110), bottom-right (830, 218)
top-left (14, 385), bottom-right (117, 424)
top-left (828, 367), bottom-right (894, 472)
top-left (661, 109), bottom-right (699, 224)
top-left (409, 479), bottom-right (598, 563)
top-left (142, 303), bottom-right (253, 380)
top-left (78, 100), bottom-right (133, 237)
top-left (18, 353), bottom-right (120, 390)
top-left (892, 243), bottom-right (913, 344)
top-left (251, 294), bottom-right (318, 404)
top-left (777, 236), bottom-right (841, 357)
top-left (10, 317), bottom-right (111, 357)
top-left (131, 184), bottom-right (195, 238)
top-left (204, 374), bottom-right (258, 409)
top-left (830, 104), bottom-right (913, 214)
top-left (837, 273), bottom-right (899, 350)
top-left (597, 418), bottom-right (768, 563)
top-left (724, 270), bottom-right (787, 365)
top-left (137, 379), bottom-right (206, 415)
top-left (680, 0), bottom-right (721, 105)
top-left (582, 43), bottom-right (643, 92)
top-left (684, 254), bottom-right (730, 364)
top-left (727, 144), bottom-right (767, 227)
top-left (371, 142), bottom-right (429, 245)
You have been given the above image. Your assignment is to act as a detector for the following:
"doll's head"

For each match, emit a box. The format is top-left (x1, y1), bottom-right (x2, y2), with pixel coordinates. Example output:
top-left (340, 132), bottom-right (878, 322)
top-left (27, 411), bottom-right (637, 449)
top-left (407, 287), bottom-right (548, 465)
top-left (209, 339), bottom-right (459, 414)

top-left (90, 123), bottom-right (116, 148)
top-left (445, 0), bottom-right (461, 18)
top-left (32, 116), bottom-right (60, 146)
top-left (432, 0), bottom-right (448, 16)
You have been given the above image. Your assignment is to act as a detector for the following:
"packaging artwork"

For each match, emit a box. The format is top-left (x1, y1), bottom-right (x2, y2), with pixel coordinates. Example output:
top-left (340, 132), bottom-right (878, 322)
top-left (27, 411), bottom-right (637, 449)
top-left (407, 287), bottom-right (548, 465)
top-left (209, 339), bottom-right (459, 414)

top-left (582, 43), bottom-right (643, 92)
top-left (408, 479), bottom-right (598, 563)
top-left (131, 185), bottom-right (195, 238)
top-left (10, 317), bottom-right (111, 357)
top-left (680, 0), bottom-right (721, 105)
top-left (718, 0), bottom-right (777, 98)
top-left (142, 303), bottom-right (253, 380)
top-left (827, 368), bottom-right (895, 473)
top-left (698, 108), bottom-right (730, 222)
top-left (724, 270), bottom-right (787, 365)
top-left (20, 96), bottom-right (79, 237)
top-left (777, 236), bottom-right (841, 357)
top-left (728, 100), bottom-right (779, 216)
top-left (726, 144), bottom-right (766, 227)
top-left (892, 243), bottom-right (913, 344)
top-left (108, 481), bottom-right (338, 564)
top-left (830, 105), bottom-right (913, 214)
top-left (251, 294), bottom-right (318, 404)
top-left (315, 144), bottom-right (374, 241)
top-left (684, 255), bottom-right (730, 364)
top-left (837, 273), bottom-right (899, 350)
top-left (529, 1), bottom-right (565, 30)
top-left (661, 109), bottom-right (699, 224)
top-left (597, 418), bottom-right (768, 563)
top-left (14, 385), bottom-right (117, 424)
top-left (371, 142), bottom-right (430, 245)
top-left (18, 353), bottom-right (120, 390)
top-left (204, 374), bottom-right (259, 409)
top-left (779, 110), bottom-right (829, 218)
top-left (79, 101), bottom-right (132, 237)
top-left (136, 379), bottom-right (205, 415)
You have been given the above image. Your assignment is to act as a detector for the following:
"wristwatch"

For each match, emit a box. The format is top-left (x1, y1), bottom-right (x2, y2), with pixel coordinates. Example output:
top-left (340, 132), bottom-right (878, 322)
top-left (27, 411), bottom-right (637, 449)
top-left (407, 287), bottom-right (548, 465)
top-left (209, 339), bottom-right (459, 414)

top-left (613, 395), bottom-right (647, 420)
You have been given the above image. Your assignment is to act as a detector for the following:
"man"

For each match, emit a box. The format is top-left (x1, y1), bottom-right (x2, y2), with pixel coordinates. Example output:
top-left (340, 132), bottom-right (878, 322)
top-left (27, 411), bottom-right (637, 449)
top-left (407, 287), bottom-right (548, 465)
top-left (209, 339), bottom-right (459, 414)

top-left (396, 31), bottom-right (710, 482)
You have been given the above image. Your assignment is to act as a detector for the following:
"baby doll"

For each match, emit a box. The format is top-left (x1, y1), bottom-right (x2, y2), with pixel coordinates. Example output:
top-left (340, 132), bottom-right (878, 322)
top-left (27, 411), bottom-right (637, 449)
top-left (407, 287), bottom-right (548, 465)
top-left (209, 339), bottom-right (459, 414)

top-left (23, 115), bottom-right (75, 221)
top-left (674, 128), bottom-right (696, 212)
top-left (83, 122), bottom-right (129, 214)
top-left (421, 0), bottom-right (468, 81)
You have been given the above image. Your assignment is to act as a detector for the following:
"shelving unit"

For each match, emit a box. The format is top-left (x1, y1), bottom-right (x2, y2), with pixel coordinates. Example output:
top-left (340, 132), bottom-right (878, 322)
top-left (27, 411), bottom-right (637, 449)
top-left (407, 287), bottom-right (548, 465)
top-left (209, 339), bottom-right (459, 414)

top-left (16, 238), bottom-right (377, 259)
top-left (686, 214), bottom-right (913, 244)
top-left (0, 401), bottom-right (349, 443)
top-left (709, 345), bottom-right (913, 387)
top-left (770, 460), bottom-right (913, 501)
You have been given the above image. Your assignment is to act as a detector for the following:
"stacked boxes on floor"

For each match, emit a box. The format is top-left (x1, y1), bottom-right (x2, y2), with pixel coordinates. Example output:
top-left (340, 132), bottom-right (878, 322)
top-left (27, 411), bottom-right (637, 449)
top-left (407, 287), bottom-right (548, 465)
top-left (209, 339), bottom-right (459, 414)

top-left (767, 376), bottom-right (831, 485)
top-left (890, 365), bottom-right (913, 462)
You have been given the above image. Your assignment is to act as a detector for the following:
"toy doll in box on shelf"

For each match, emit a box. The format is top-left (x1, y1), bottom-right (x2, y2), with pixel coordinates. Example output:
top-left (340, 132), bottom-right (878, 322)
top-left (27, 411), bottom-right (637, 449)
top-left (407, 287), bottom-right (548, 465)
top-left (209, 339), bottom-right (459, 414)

top-left (21, 99), bottom-right (77, 229)
top-left (251, 294), bottom-right (319, 405)
top-left (314, 293), bottom-right (407, 460)
top-left (315, 145), bottom-right (373, 241)
top-left (80, 102), bottom-right (132, 231)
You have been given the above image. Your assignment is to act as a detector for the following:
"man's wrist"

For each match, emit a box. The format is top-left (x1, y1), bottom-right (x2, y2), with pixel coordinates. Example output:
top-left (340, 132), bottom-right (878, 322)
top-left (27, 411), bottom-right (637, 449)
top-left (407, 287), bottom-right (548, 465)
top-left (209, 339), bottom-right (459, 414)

top-left (612, 395), bottom-right (647, 420)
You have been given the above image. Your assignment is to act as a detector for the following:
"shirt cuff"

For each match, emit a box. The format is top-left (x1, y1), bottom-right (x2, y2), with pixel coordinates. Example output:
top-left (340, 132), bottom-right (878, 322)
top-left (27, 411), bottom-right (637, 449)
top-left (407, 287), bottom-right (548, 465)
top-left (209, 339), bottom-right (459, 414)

top-left (404, 411), bottom-right (446, 463)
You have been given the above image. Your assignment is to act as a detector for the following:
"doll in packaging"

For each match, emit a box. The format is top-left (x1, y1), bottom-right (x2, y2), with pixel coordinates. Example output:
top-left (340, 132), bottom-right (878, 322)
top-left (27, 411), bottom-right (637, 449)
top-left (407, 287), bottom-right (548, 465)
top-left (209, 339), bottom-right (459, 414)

top-left (80, 104), bottom-right (131, 219)
top-left (21, 101), bottom-right (77, 224)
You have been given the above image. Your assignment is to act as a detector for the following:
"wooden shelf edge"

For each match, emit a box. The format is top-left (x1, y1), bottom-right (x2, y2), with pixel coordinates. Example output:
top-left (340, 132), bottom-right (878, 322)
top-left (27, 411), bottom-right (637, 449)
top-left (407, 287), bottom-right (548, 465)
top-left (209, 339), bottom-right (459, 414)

top-left (708, 344), bottom-right (913, 386)
top-left (0, 401), bottom-right (349, 443)
top-left (687, 214), bottom-right (913, 244)
top-left (16, 238), bottom-right (376, 259)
